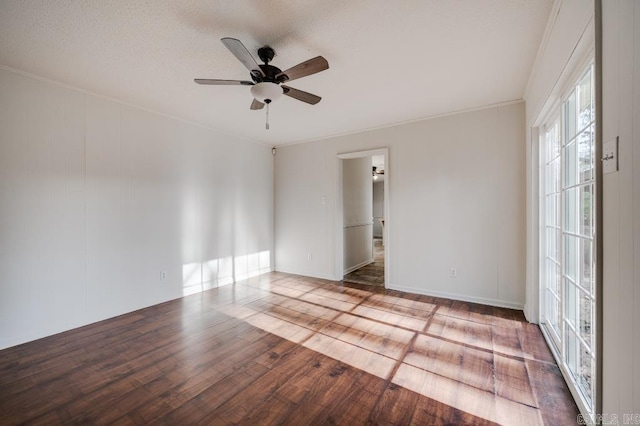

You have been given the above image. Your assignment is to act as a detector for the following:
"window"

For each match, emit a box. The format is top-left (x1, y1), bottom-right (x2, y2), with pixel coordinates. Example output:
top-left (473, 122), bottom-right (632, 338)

top-left (540, 64), bottom-right (596, 415)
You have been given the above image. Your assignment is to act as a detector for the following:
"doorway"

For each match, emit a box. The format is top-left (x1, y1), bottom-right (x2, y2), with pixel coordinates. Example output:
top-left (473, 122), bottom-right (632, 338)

top-left (337, 149), bottom-right (389, 288)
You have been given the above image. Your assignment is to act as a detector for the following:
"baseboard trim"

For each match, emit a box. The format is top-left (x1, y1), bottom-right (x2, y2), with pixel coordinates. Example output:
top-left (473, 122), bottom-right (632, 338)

top-left (343, 258), bottom-right (374, 275)
top-left (386, 284), bottom-right (525, 311)
top-left (274, 267), bottom-right (337, 282)
top-left (270, 270), bottom-right (525, 311)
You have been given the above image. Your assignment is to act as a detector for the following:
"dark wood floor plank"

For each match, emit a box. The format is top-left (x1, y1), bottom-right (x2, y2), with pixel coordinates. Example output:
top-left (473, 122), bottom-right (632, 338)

top-left (411, 397), bottom-right (501, 426)
top-left (518, 322), bottom-right (557, 362)
top-left (280, 360), bottom-right (366, 424)
top-left (0, 272), bottom-right (579, 425)
top-left (324, 371), bottom-right (388, 424)
top-left (526, 358), bottom-right (580, 425)
top-left (368, 383), bottom-right (420, 424)
top-left (207, 346), bottom-right (324, 424)
top-left (158, 364), bottom-right (267, 423)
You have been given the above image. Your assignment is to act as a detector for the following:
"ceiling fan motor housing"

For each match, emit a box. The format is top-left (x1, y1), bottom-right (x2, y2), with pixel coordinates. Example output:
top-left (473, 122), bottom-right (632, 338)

top-left (249, 46), bottom-right (289, 84)
top-left (253, 64), bottom-right (286, 83)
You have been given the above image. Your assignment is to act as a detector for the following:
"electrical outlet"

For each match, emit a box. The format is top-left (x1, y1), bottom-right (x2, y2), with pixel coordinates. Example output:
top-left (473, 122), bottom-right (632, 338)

top-left (160, 271), bottom-right (167, 280)
top-left (449, 268), bottom-right (457, 278)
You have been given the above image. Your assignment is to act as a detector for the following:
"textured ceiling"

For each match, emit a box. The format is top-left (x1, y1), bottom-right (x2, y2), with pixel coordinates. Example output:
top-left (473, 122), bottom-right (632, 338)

top-left (0, 0), bottom-right (552, 146)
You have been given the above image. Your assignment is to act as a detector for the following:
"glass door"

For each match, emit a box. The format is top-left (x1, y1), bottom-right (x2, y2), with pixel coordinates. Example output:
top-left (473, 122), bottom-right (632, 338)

top-left (541, 64), bottom-right (595, 415)
top-left (542, 117), bottom-right (562, 349)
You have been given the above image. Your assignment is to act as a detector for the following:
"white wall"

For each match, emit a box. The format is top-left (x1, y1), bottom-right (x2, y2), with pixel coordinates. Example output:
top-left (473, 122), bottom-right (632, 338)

top-left (342, 157), bottom-right (373, 273)
top-left (0, 68), bottom-right (274, 350)
top-left (601, 0), bottom-right (640, 418)
top-left (275, 102), bottom-right (526, 309)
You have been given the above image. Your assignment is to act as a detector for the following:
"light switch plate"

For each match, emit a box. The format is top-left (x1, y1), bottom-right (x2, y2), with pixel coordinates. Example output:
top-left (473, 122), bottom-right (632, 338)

top-left (603, 137), bottom-right (618, 174)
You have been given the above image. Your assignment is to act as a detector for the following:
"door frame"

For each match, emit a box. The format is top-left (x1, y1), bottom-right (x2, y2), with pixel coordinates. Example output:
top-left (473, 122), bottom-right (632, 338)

top-left (336, 148), bottom-right (390, 287)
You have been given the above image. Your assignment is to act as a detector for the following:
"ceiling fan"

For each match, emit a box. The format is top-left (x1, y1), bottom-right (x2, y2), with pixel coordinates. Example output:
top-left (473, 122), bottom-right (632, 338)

top-left (373, 166), bottom-right (384, 180)
top-left (195, 37), bottom-right (329, 128)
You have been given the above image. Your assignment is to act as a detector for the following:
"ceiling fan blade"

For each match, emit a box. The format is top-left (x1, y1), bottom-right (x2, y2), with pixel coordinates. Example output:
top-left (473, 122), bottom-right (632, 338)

top-left (194, 79), bottom-right (254, 85)
top-left (276, 56), bottom-right (329, 82)
top-left (221, 37), bottom-right (265, 77)
top-left (282, 85), bottom-right (322, 105)
top-left (250, 99), bottom-right (265, 110)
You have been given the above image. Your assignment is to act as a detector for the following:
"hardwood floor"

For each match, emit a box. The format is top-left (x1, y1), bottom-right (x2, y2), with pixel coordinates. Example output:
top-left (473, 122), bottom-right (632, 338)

top-left (0, 272), bottom-right (579, 425)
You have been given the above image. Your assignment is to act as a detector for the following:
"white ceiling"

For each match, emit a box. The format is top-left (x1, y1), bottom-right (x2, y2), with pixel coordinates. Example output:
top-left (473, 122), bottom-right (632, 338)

top-left (0, 0), bottom-right (552, 146)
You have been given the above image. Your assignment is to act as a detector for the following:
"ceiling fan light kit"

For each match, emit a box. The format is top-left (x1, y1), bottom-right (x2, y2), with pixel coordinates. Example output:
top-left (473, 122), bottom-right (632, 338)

top-left (195, 37), bottom-right (329, 130)
top-left (250, 82), bottom-right (283, 104)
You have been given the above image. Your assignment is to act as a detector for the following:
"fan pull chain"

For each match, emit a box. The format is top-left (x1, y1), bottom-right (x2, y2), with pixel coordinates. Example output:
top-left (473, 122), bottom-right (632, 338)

top-left (266, 103), bottom-right (270, 130)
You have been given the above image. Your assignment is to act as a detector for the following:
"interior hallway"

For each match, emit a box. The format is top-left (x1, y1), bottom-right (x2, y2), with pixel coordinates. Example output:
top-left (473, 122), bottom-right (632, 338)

top-left (343, 238), bottom-right (385, 287)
